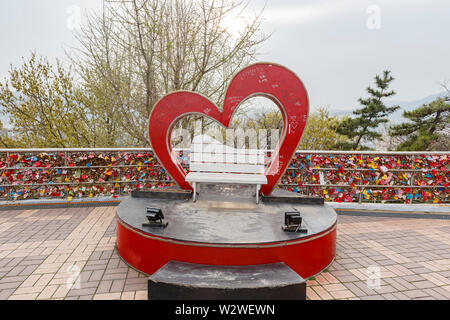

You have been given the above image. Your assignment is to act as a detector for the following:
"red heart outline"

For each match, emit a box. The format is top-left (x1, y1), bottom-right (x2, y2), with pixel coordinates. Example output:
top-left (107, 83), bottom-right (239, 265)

top-left (149, 63), bottom-right (309, 196)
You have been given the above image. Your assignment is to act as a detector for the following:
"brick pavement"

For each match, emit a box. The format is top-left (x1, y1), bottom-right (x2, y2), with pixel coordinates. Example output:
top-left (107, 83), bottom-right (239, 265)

top-left (0, 206), bottom-right (448, 300)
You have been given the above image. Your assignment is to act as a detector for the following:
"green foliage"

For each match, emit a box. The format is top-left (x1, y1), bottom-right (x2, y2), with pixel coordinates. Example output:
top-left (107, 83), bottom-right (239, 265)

top-left (229, 105), bottom-right (346, 150)
top-left (299, 107), bottom-right (348, 150)
top-left (0, 53), bottom-right (95, 148)
top-left (335, 71), bottom-right (399, 150)
top-left (243, 110), bottom-right (283, 131)
top-left (1, 0), bottom-right (268, 148)
top-left (389, 98), bottom-right (450, 151)
top-left (227, 103), bottom-right (283, 149)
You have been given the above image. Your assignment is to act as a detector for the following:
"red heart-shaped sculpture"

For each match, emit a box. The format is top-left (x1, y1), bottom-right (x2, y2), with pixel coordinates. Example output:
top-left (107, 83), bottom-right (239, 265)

top-left (149, 63), bottom-right (308, 195)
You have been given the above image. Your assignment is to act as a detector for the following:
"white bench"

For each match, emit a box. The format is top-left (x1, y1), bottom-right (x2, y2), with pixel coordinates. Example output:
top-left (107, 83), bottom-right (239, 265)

top-left (185, 135), bottom-right (267, 203)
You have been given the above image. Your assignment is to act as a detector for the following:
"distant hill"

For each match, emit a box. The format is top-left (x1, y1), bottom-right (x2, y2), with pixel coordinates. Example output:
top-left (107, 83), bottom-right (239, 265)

top-left (329, 91), bottom-right (448, 124)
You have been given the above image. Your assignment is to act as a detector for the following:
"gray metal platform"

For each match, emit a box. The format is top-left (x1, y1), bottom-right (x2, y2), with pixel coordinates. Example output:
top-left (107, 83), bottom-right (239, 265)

top-left (148, 261), bottom-right (306, 300)
top-left (117, 185), bottom-right (336, 245)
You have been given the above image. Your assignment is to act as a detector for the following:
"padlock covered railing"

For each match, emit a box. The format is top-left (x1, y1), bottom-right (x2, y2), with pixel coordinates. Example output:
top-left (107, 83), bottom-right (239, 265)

top-left (0, 149), bottom-right (448, 203)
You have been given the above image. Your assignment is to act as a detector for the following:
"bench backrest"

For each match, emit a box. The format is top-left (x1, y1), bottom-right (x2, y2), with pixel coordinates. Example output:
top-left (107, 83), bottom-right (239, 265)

top-left (189, 135), bottom-right (265, 175)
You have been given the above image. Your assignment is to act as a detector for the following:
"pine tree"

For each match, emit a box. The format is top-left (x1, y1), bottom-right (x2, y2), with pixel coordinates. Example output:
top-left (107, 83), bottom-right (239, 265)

top-left (389, 97), bottom-right (450, 151)
top-left (335, 70), bottom-right (400, 150)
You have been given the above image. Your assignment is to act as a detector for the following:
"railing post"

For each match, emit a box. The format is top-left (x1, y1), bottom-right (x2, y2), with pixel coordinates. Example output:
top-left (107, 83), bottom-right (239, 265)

top-left (6, 151), bottom-right (10, 201)
top-left (358, 184), bottom-right (363, 204)
top-left (409, 172), bottom-right (415, 204)
top-left (358, 153), bottom-right (363, 204)
top-left (65, 151), bottom-right (69, 199)
top-left (308, 161), bottom-right (312, 197)
top-left (118, 151), bottom-right (122, 196)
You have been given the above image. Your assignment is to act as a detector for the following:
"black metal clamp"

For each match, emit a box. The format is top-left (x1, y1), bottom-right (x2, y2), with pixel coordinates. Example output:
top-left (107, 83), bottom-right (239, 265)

top-left (143, 207), bottom-right (168, 228)
top-left (282, 211), bottom-right (307, 233)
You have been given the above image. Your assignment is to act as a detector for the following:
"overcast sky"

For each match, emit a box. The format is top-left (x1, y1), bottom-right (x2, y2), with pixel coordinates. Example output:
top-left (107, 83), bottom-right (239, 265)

top-left (1, 0), bottom-right (449, 111)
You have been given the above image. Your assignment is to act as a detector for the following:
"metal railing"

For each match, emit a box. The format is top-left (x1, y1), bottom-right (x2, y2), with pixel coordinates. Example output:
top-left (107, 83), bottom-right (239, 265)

top-left (0, 148), bottom-right (448, 204)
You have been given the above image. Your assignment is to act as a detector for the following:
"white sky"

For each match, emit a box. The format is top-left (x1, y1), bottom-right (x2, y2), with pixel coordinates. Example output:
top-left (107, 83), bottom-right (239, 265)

top-left (0, 0), bottom-right (449, 111)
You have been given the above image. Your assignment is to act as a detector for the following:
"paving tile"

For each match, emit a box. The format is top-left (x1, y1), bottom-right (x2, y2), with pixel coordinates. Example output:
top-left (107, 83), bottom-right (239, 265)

top-left (374, 284), bottom-right (397, 294)
top-left (35, 274), bottom-right (54, 287)
top-left (0, 281), bottom-right (23, 290)
top-left (8, 293), bottom-right (39, 300)
top-left (343, 282), bottom-right (367, 297)
top-left (121, 291), bottom-right (136, 300)
top-left (0, 275), bottom-right (28, 284)
top-left (360, 295), bottom-right (385, 300)
top-left (93, 292), bottom-right (121, 300)
top-left (124, 282), bottom-right (147, 292)
top-left (96, 280), bottom-right (112, 294)
top-left (104, 267), bottom-right (129, 275)
top-left (429, 287), bottom-right (450, 299)
top-left (330, 290), bottom-right (355, 299)
top-left (127, 269), bottom-right (140, 279)
top-left (135, 290), bottom-right (148, 300)
top-left (13, 285), bottom-right (46, 295)
top-left (352, 280), bottom-right (380, 295)
top-left (0, 289), bottom-right (14, 299)
top-left (6, 265), bottom-right (26, 277)
top-left (404, 289), bottom-right (430, 299)
top-left (335, 274), bottom-right (359, 282)
top-left (125, 277), bottom-right (147, 285)
top-left (306, 287), bottom-right (321, 300)
top-left (85, 259), bottom-right (109, 267)
top-left (382, 293), bottom-right (399, 300)
top-left (110, 279), bottom-right (125, 293)
top-left (36, 285), bottom-right (58, 300)
top-left (412, 280), bottom-right (438, 290)
top-left (306, 280), bottom-right (318, 286)
top-left (423, 273), bottom-right (450, 286)
top-left (402, 274), bottom-right (426, 282)
top-left (389, 277), bottom-right (416, 290)
top-left (323, 283), bottom-right (346, 292)
top-left (1, 206), bottom-right (449, 300)
top-left (89, 269), bottom-right (104, 282)
top-left (409, 267), bottom-right (433, 274)
top-left (423, 288), bottom-right (448, 300)
top-left (52, 284), bottom-right (70, 299)
top-left (321, 272), bottom-right (339, 284)
top-left (66, 287), bottom-right (97, 297)
top-left (310, 286), bottom-right (333, 300)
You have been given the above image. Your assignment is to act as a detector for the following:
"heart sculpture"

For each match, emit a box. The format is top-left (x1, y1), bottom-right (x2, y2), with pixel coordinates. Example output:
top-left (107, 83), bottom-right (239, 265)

top-left (149, 63), bottom-right (309, 196)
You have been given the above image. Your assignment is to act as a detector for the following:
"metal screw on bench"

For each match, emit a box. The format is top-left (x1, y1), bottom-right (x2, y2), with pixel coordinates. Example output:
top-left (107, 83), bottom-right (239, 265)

top-left (283, 211), bottom-right (307, 233)
top-left (143, 207), bottom-right (168, 228)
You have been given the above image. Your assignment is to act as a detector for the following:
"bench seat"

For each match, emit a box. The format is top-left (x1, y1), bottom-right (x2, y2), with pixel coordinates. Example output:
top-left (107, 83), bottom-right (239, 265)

top-left (185, 172), bottom-right (267, 185)
top-left (186, 135), bottom-right (267, 203)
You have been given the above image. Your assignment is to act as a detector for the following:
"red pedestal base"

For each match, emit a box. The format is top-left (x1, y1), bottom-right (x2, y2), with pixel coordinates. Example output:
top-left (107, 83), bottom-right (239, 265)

top-left (116, 217), bottom-right (336, 279)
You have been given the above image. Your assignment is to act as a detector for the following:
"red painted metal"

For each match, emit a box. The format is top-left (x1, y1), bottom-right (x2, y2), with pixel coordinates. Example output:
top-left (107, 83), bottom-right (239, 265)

top-left (116, 218), bottom-right (335, 279)
top-left (136, 62), bottom-right (331, 279)
top-left (148, 63), bottom-right (309, 196)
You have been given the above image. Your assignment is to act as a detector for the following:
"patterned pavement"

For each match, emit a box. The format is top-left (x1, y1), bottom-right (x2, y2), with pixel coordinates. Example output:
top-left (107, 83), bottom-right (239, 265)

top-left (0, 206), bottom-right (449, 300)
